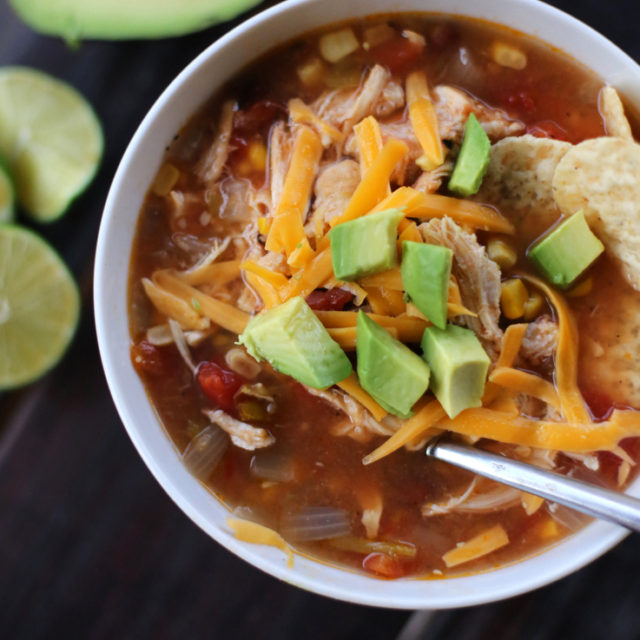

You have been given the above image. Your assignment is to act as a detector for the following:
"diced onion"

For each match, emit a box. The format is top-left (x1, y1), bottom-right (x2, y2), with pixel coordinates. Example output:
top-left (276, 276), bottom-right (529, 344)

top-left (319, 28), bottom-right (360, 63)
top-left (146, 323), bottom-right (210, 347)
top-left (225, 347), bottom-right (261, 379)
top-left (168, 319), bottom-right (196, 373)
top-left (250, 451), bottom-right (296, 483)
top-left (282, 507), bottom-right (351, 541)
top-left (182, 426), bottom-right (228, 481)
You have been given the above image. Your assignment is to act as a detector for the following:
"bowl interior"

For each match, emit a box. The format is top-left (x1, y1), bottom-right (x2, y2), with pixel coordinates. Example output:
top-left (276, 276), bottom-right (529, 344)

top-left (95, 0), bottom-right (640, 609)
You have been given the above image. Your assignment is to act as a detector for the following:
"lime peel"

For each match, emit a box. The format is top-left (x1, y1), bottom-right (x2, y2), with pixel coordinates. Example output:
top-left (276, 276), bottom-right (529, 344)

top-left (0, 224), bottom-right (80, 389)
top-left (0, 67), bottom-right (103, 222)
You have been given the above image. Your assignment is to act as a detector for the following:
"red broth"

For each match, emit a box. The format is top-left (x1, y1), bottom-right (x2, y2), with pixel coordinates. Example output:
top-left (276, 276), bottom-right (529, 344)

top-left (128, 14), bottom-right (640, 578)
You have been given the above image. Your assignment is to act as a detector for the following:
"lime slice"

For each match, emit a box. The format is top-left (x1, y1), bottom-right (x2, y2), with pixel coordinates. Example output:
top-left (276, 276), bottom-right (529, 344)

top-left (0, 67), bottom-right (103, 222)
top-left (0, 165), bottom-right (15, 223)
top-left (0, 225), bottom-right (80, 389)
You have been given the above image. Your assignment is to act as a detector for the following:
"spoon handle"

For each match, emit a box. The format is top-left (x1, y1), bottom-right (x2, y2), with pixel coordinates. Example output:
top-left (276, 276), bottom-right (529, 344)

top-left (425, 438), bottom-right (640, 533)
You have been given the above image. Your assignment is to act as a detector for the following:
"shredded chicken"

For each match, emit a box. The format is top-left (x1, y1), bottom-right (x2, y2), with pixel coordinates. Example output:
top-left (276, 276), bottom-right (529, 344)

top-left (433, 85), bottom-right (524, 143)
top-left (308, 160), bottom-right (360, 229)
top-left (357, 488), bottom-right (383, 539)
top-left (412, 159), bottom-right (454, 194)
top-left (204, 409), bottom-right (275, 450)
top-left (304, 385), bottom-right (394, 442)
top-left (196, 100), bottom-right (235, 185)
top-left (423, 478), bottom-right (521, 517)
top-left (313, 65), bottom-right (404, 136)
top-left (268, 122), bottom-right (292, 211)
top-left (225, 347), bottom-right (261, 379)
top-left (373, 78), bottom-right (405, 119)
top-left (420, 217), bottom-right (503, 359)
top-left (520, 315), bottom-right (558, 367)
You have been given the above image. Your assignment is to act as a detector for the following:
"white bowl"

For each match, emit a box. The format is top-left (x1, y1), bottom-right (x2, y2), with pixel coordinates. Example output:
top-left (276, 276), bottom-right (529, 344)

top-left (95, 0), bottom-right (640, 609)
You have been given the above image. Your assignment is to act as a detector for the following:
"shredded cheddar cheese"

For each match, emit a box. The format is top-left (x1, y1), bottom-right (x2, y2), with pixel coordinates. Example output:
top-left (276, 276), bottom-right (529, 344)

top-left (154, 270), bottom-right (250, 334)
top-left (354, 115), bottom-right (386, 178)
top-left (489, 366), bottom-right (561, 410)
top-left (279, 247), bottom-right (333, 301)
top-left (337, 373), bottom-right (388, 421)
top-left (329, 139), bottom-right (408, 227)
top-left (518, 273), bottom-right (590, 423)
top-left (442, 524), bottom-right (509, 568)
top-left (227, 518), bottom-right (294, 568)
top-left (371, 187), bottom-right (515, 234)
top-left (363, 399), bottom-right (446, 465)
top-left (266, 125), bottom-right (322, 255)
top-left (406, 71), bottom-right (444, 170)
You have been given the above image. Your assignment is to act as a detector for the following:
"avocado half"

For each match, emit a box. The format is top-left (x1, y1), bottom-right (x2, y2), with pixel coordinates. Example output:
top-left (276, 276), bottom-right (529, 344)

top-left (9, 0), bottom-right (263, 40)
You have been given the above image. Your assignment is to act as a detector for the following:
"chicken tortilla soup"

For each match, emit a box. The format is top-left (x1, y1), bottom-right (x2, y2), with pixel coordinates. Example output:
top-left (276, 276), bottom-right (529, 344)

top-left (128, 14), bottom-right (640, 579)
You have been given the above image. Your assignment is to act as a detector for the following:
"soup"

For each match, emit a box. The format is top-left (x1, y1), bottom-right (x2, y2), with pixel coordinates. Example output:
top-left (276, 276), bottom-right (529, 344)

top-left (128, 14), bottom-right (640, 579)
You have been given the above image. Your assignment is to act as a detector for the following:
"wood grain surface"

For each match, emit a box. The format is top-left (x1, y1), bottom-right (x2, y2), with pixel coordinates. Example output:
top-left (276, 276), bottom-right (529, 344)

top-left (1, 2), bottom-right (640, 638)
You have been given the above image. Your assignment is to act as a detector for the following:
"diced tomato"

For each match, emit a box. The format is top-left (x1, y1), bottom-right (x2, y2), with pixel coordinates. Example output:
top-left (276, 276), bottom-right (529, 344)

top-left (581, 389), bottom-right (615, 422)
top-left (131, 341), bottom-right (169, 376)
top-left (234, 100), bottom-right (285, 138)
top-left (527, 120), bottom-right (570, 142)
top-left (305, 288), bottom-right (353, 311)
top-left (362, 552), bottom-right (407, 579)
top-left (369, 37), bottom-right (423, 75)
top-left (197, 361), bottom-right (246, 411)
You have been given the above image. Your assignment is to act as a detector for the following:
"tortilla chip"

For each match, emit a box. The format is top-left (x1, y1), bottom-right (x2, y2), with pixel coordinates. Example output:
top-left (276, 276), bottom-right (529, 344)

top-left (600, 86), bottom-right (633, 140)
top-left (552, 136), bottom-right (640, 290)
top-left (475, 134), bottom-right (571, 237)
top-left (579, 280), bottom-right (640, 409)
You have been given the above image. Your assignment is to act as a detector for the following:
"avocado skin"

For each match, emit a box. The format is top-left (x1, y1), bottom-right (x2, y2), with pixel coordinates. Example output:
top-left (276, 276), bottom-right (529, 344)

top-left (238, 296), bottom-right (352, 390)
top-left (9, 0), bottom-right (262, 40)
top-left (421, 324), bottom-right (490, 419)
top-left (448, 113), bottom-right (491, 197)
top-left (527, 210), bottom-right (604, 288)
top-left (401, 241), bottom-right (453, 330)
top-left (329, 208), bottom-right (404, 281)
top-left (356, 311), bottom-right (430, 418)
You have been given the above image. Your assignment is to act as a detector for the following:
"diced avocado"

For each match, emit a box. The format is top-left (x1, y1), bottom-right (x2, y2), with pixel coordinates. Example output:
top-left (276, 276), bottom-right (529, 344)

top-left (329, 208), bottom-right (404, 281)
top-left (448, 113), bottom-right (491, 197)
top-left (528, 210), bottom-right (604, 288)
top-left (9, 0), bottom-right (261, 40)
top-left (356, 311), bottom-right (430, 418)
top-left (401, 241), bottom-right (453, 329)
top-left (421, 324), bottom-right (490, 418)
top-left (237, 296), bottom-right (352, 389)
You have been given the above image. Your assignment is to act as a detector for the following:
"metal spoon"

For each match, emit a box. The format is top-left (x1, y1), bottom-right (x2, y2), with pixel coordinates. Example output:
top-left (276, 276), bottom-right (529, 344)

top-left (425, 436), bottom-right (640, 533)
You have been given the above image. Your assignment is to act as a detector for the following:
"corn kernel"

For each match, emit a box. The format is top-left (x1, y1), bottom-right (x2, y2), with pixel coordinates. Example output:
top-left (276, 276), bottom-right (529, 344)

top-left (538, 518), bottom-right (559, 540)
top-left (152, 163), bottom-right (180, 197)
top-left (257, 216), bottom-right (271, 235)
top-left (523, 291), bottom-right (544, 321)
top-left (248, 141), bottom-right (268, 172)
top-left (487, 238), bottom-right (517, 270)
top-left (491, 42), bottom-right (527, 70)
top-left (567, 276), bottom-right (593, 297)
top-left (297, 57), bottom-right (326, 87)
top-left (500, 278), bottom-right (528, 319)
top-left (319, 28), bottom-right (360, 63)
top-left (363, 23), bottom-right (395, 49)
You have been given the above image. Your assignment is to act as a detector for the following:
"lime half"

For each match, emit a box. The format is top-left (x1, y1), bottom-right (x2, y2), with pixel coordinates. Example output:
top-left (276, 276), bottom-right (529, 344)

top-left (0, 67), bottom-right (103, 222)
top-left (0, 165), bottom-right (15, 223)
top-left (0, 225), bottom-right (80, 389)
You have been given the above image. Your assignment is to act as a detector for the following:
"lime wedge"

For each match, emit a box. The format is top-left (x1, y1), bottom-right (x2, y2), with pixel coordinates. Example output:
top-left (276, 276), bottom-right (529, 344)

top-left (0, 165), bottom-right (15, 223)
top-left (0, 68), bottom-right (103, 222)
top-left (0, 225), bottom-right (80, 389)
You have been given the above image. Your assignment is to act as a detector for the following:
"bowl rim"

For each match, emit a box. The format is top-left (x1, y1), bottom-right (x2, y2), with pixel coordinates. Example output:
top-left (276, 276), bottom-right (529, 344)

top-left (95, 0), bottom-right (640, 609)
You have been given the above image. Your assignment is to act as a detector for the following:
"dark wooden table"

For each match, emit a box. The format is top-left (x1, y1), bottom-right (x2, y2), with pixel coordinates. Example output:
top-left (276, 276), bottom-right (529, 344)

top-left (2, 2), bottom-right (640, 638)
